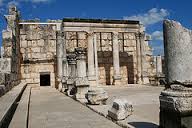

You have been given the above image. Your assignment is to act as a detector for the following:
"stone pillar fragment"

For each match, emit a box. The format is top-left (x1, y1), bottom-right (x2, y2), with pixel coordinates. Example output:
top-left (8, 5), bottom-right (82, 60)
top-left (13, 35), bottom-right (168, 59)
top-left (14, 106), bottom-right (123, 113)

top-left (159, 20), bottom-right (192, 128)
top-left (112, 32), bottom-right (121, 85)
top-left (56, 31), bottom-right (64, 91)
top-left (66, 53), bottom-right (76, 96)
top-left (75, 47), bottom-right (89, 103)
top-left (87, 32), bottom-right (96, 86)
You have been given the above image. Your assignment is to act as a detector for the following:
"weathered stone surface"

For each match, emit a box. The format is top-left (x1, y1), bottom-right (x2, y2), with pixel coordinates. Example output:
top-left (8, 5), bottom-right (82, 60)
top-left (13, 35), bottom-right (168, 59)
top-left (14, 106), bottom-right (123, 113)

top-left (108, 99), bottom-right (133, 120)
top-left (0, 58), bottom-right (11, 73)
top-left (160, 20), bottom-right (192, 128)
top-left (160, 85), bottom-right (192, 128)
top-left (164, 20), bottom-right (192, 85)
top-left (75, 48), bottom-right (89, 102)
top-left (86, 87), bottom-right (108, 105)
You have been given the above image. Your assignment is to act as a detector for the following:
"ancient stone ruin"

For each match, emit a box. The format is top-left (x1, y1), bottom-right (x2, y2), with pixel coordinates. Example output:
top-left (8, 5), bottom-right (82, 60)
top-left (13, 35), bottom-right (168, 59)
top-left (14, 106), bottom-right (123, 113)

top-left (0, 6), bottom-right (164, 100)
top-left (160, 20), bottom-right (192, 128)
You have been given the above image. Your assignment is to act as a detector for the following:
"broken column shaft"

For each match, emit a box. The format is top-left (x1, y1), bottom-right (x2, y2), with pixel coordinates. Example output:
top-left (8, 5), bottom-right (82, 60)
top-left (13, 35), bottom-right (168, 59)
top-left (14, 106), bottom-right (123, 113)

top-left (159, 20), bottom-right (192, 128)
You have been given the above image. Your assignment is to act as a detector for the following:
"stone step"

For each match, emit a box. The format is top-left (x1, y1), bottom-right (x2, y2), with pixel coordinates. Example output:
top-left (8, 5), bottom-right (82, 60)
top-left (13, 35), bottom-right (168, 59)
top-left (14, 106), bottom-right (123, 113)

top-left (9, 86), bottom-right (31, 128)
top-left (0, 82), bottom-right (27, 127)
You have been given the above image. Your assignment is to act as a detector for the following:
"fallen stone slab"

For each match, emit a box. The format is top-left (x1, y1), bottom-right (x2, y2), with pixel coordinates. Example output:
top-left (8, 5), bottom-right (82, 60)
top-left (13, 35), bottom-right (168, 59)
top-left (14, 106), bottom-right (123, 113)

top-left (86, 87), bottom-right (108, 105)
top-left (108, 99), bottom-right (133, 121)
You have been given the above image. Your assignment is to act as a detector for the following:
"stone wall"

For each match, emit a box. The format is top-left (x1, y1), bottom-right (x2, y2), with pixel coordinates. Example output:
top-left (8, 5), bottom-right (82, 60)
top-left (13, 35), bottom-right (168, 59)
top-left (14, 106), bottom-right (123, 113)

top-left (0, 6), bottom-right (21, 96)
top-left (19, 22), bottom-right (57, 87)
top-left (97, 32), bottom-right (137, 85)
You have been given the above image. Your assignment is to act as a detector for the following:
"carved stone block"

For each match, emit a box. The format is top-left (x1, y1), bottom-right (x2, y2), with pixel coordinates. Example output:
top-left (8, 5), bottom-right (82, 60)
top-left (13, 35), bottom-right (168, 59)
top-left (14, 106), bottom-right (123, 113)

top-left (108, 99), bottom-right (133, 120)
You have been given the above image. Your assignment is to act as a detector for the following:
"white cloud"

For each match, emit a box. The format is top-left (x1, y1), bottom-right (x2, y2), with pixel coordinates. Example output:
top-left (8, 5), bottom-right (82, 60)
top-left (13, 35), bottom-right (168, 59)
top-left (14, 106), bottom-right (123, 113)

top-left (124, 8), bottom-right (169, 26)
top-left (8, 1), bottom-right (20, 7)
top-left (151, 31), bottom-right (163, 41)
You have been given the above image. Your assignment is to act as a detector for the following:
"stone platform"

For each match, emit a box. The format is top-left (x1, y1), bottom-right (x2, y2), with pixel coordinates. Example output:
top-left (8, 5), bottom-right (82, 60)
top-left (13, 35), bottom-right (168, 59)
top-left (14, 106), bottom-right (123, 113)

top-left (87, 85), bottom-right (163, 128)
top-left (29, 87), bottom-right (121, 128)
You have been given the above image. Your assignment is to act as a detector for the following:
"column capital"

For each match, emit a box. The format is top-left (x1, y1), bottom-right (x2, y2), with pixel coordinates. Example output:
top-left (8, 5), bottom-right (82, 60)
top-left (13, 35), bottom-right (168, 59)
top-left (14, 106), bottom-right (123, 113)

top-left (86, 31), bottom-right (95, 37)
top-left (56, 30), bottom-right (64, 37)
top-left (67, 53), bottom-right (76, 65)
top-left (135, 32), bottom-right (145, 38)
top-left (112, 31), bottom-right (119, 37)
top-left (75, 47), bottom-right (86, 60)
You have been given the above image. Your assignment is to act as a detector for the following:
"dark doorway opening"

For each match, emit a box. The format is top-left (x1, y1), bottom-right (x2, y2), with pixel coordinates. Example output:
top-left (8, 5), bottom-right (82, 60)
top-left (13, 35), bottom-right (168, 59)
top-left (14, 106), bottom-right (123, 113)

top-left (40, 73), bottom-right (50, 86)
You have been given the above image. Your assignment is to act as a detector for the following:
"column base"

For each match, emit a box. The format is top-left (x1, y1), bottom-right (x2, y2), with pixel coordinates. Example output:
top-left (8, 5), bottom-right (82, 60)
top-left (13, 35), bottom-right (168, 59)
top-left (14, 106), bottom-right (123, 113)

top-left (159, 84), bottom-right (192, 128)
top-left (113, 75), bottom-right (121, 85)
top-left (86, 87), bottom-right (108, 105)
top-left (143, 76), bottom-right (150, 85)
top-left (75, 77), bottom-right (89, 103)
top-left (58, 82), bottom-right (63, 92)
top-left (66, 78), bottom-right (75, 96)
top-left (75, 85), bottom-right (89, 103)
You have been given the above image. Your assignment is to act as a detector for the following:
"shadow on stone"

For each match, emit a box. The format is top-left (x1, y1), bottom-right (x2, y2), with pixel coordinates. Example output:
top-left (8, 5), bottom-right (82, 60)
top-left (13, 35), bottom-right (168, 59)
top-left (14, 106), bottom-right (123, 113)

top-left (128, 122), bottom-right (158, 128)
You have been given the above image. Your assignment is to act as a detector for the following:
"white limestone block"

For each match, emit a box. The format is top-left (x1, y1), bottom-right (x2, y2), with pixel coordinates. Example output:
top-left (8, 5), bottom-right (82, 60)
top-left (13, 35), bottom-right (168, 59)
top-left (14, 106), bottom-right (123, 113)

top-left (108, 99), bottom-right (133, 120)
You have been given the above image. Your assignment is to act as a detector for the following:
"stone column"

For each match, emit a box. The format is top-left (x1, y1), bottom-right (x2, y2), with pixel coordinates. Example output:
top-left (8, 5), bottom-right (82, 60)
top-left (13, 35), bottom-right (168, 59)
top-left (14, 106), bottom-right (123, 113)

top-left (56, 31), bottom-right (63, 90)
top-left (112, 32), bottom-right (121, 85)
top-left (136, 33), bottom-right (142, 84)
top-left (66, 53), bottom-right (76, 96)
top-left (62, 32), bottom-right (68, 90)
top-left (87, 32), bottom-right (96, 86)
top-left (156, 55), bottom-right (162, 75)
top-left (159, 20), bottom-right (192, 128)
top-left (75, 47), bottom-right (89, 103)
top-left (140, 33), bottom-right (149, 84)
top-left (93, 33), bottom-right (99, 86)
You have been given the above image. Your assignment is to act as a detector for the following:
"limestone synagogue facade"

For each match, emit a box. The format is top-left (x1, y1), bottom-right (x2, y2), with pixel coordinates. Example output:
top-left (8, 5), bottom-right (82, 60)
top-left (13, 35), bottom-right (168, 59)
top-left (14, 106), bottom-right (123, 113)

top-left (1, 6), bottom-right (155, 90)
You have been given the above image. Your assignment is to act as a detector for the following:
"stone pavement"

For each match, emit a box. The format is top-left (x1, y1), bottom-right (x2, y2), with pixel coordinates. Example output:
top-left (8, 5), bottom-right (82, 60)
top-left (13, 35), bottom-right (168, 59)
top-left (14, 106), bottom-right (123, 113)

top-left (28, 86), bottom-right (121, 128)
top-left (88, 85), bottom-right (164, 128)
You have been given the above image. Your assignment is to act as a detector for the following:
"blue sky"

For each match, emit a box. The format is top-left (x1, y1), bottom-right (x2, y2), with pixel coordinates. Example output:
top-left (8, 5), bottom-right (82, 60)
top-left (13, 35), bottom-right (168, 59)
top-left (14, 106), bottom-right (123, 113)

top-left (0, 0), bottom-right (192, 55)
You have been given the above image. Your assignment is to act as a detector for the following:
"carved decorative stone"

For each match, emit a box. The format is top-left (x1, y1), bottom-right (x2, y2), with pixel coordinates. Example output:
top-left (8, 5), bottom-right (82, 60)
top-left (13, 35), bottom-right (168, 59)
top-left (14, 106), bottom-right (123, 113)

top-left (160, 20), bottom-right (192, 128)
top-left (108, 99), bottom-right (133, 121)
